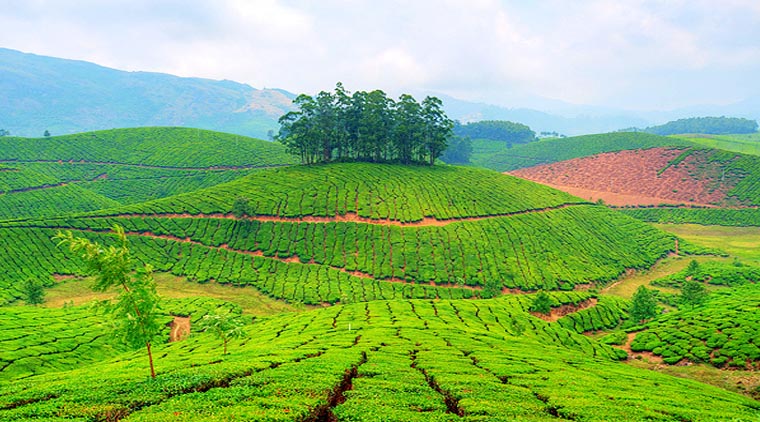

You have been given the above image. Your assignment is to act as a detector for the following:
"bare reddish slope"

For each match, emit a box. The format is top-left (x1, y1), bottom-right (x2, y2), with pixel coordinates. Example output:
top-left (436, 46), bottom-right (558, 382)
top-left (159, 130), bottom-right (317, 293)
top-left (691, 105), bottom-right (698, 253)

top-left (508, 148), bottom-right (735, 207)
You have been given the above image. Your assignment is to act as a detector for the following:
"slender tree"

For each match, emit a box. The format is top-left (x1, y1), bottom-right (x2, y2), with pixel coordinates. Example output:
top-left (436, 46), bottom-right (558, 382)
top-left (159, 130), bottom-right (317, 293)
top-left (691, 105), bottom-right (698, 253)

top-left (54, 225), bottom-right (162, 378)
top-left (530, 291), bottom-right (553, 314)
top-left (22, 278), bottom-right (45, 305)
top-left (197, 312), bottom-right (246, 356)
top-left (680, 281), bottom-right (708, 309)
top-left (629, 286), bottom-right (659, 324)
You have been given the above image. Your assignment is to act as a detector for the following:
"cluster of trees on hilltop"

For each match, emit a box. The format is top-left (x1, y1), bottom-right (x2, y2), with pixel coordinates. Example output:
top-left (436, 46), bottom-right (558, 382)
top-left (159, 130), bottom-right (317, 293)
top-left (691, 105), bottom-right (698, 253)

top-left (453, 120), bottom-right (536, 145)
top-left (642, 117), bottom-right (758, 135)
top-left (276, 83), bottom-right (453, 165)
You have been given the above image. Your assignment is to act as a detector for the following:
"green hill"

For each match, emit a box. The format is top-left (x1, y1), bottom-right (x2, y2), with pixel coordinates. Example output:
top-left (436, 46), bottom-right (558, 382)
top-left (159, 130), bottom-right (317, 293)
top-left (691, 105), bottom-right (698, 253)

top-left (1, 293), bottom-right (758, 421)
top-left (0, 127), bottom-right (296, 220)
top-left (631, 283), bottom-right (760, 368)
top-left (0, 163), bottom-right (682, 305)
top-left (472, 132), bottom-right (694, 171)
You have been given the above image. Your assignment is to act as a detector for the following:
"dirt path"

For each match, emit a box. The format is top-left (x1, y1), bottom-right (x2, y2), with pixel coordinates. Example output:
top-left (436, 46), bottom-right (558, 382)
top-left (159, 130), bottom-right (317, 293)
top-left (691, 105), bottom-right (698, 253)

top-left (96, 202), bottom-right (587, 228)
top-left (73, 228), bottom-right (484, 291)
top-left (169, 316), bottom-right (191, 342)
top-left (616, 332), bottom-right (663, 364)
top-left (531, 298), bottom-right (598, 322)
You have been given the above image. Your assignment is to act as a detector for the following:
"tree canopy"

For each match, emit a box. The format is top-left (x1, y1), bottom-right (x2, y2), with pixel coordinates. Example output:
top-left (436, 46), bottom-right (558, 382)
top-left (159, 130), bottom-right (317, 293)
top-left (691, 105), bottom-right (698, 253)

top-left (643, 116), bottom-right (758, 135)
top-left (453, 120), bottom-right (536, 145)
top-left (630, 286), bottom-right (659, 324)
top-left (276, 83), bottom-right (453, 165)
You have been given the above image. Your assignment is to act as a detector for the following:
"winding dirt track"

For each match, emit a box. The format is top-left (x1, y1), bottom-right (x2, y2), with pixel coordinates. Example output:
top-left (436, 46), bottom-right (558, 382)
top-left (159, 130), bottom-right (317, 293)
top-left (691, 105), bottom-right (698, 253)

top-left (94, 202), bottom-right (588, 228)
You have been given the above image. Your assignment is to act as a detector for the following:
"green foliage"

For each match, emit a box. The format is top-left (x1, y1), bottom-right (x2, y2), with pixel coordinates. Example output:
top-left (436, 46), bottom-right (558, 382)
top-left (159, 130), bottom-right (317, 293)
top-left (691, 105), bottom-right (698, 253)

top-left (0, 129), bottom-right (9, 137)
top-left (680, 280), bottom-right (708, 309)
top-left (630, 286), bottom-right (659, 323)
top-left (529, 291), bottom-right (552, 314)
top-left (622, 207), bottom-right (760, 227)
top-left (54, 225), bottom-right (162, 378)
top-left (21, 279), bottom-right (45, 305)
top-left (644, 116), bottom-right (758, 136)
top-left (277, 83), bottom-right (453, 165)
top-left (631, 284), bottom-right (760, 368)
top-left (652, 260), bottom-right (760, 288)
top-left (230, 196), bottom-right (251, 218)
top-left (0, 297), bottom-right (757, 421)
top-left (43, 130), bottom-right (50, 137)
top-left (197, 312), bottom-right (246, 355)
top-left (453, 119), bottom-right (536, 145)
top-left (440, 135), bottom-right (473, 164)
top-left (686, 259), bottom-right (701, 277)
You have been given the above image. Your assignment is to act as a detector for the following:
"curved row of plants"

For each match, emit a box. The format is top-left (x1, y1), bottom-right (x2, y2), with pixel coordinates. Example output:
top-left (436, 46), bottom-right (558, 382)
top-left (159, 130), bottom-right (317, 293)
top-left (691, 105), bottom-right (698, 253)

top-left (2, 295), bottom-right (757, 421)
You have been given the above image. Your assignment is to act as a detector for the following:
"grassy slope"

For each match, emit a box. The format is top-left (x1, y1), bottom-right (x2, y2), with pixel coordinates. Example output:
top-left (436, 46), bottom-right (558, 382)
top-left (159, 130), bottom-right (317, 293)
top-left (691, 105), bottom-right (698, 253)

top-left (0, 127), bottom-right (297, 220)
top-left (1, 293), bottom-right (757, 421)
top-left (470, 132), bottom-right (694, 172)
top-left (0, 163), bottom-right (680, 304)
top-left (672, 133), bottom-right (760, 156)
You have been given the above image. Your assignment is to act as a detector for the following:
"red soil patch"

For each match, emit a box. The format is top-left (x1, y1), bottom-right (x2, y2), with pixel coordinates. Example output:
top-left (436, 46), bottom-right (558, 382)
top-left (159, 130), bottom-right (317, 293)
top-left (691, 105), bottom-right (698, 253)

top-left (508, 148), bottom-right (736, 207)
top-left (169, 316), bottom-right (191, 342)
top-left (531, 298), bottom-right (598, 322)
top-left (52, 274), bottom-right (79, 282)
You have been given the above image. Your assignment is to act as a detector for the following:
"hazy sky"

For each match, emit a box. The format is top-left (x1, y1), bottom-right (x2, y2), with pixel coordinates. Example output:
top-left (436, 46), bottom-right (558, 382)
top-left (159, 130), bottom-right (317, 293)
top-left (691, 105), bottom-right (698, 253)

top-left (2, 0), bottom-right (759, 111)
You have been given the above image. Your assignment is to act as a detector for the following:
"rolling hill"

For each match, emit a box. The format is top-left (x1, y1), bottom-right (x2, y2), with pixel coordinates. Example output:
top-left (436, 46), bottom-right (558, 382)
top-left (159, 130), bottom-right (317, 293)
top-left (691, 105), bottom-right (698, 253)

top-left (0, 127), bottom-right (296, 220)
top-left (1, 126), bottom-right (759, 421)
top-left (0, 162), bottom-right (685, 306)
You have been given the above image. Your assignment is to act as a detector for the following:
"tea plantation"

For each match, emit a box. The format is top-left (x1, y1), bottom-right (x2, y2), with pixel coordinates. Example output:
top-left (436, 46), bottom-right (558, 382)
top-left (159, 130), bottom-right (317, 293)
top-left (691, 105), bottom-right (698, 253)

top-left (1, 128), bottom-right (759, 421)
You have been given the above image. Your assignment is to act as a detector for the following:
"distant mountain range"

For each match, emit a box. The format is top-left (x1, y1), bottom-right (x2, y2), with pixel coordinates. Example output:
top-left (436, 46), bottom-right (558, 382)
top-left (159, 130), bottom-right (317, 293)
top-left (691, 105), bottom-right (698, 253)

top-left (1, 48), bottom-right (757, 138)
top-left (0, 48), bottom-right (294, 139)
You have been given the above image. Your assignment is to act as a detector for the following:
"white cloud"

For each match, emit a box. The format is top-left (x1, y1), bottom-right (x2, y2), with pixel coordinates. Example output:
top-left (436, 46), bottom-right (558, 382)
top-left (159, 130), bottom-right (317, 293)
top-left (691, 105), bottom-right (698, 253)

top-left (0, 0), bottom-right (759, 110)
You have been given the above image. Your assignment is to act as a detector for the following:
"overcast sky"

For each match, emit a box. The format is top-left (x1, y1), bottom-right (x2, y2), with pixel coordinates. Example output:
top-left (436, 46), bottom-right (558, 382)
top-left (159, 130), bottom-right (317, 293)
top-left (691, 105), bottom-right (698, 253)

top-left (1, 0), bottom-right (759, 111)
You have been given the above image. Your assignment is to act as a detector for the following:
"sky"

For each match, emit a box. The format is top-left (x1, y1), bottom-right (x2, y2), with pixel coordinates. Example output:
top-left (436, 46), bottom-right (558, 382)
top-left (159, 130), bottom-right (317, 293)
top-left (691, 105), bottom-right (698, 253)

top-left (1, 0), bottom-right (759, 111)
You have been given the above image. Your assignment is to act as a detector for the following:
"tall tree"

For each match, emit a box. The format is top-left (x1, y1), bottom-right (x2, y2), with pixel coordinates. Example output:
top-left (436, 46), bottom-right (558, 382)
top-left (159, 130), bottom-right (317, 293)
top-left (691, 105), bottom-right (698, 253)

top-left (629, 286), bottom-right (659, 324)
top-left (680, 281), bottom-right (708, 309)
top-left (54, 225), bottom-right (162, 378)
top-left (421, 96), bottom-right (453, 165)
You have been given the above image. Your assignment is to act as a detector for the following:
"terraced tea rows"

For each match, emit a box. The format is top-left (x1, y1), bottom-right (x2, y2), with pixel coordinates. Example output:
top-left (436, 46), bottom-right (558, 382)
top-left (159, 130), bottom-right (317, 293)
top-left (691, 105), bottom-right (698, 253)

top-left (630, 284), bottom-right (760, 368)
top-left (0, 128), bottom-right (296, 220)
top-left (623, 207), bottom-right (760, 227)
top-left (1, 295), bottom-right (757, 421)
top-left (5, 202), bottom-right (677, 304)
top-left (0, 297), bottom-right (238, 379)
top-left (110, 163), bottom-right (587, 221)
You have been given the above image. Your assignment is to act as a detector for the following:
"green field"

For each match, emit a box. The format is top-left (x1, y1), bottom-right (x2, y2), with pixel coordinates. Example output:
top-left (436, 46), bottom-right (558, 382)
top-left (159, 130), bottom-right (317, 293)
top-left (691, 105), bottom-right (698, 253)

top-left (0, 127), bottom-right (296, 220)
top-left (672, 133), bottom-right (760, 156)
top-left (2, 294), bottom-right (759, 421)
top-left (2, 127), bottom-right (760, 421)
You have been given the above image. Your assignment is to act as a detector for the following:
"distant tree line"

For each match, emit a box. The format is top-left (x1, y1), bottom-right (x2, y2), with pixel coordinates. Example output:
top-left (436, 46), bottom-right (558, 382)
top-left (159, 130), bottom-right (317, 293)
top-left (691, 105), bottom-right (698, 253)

top-left (0, 129), bottom-right (9, 137)
top-left (453, 120), bottom-right (536, 145)
top-left (641, 116), bottom-right (758, 136)
top-left (276, 83), bottom-right (453, 165)
top-left (440, 136), bottom-right (473, 164)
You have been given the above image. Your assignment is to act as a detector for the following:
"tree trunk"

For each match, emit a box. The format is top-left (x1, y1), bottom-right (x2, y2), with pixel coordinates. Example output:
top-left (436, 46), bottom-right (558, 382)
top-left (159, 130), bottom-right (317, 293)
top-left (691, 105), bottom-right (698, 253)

top-left (223, 338), bottom-right (228, 355)
top-left (146, 341), bottom-right (156, 378)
